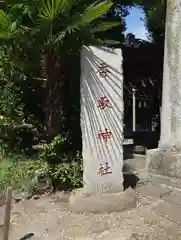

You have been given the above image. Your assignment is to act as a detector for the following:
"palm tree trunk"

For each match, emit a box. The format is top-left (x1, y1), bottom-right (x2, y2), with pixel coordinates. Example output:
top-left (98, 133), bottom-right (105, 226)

top-left (42, 48), bottom-right (67, 141)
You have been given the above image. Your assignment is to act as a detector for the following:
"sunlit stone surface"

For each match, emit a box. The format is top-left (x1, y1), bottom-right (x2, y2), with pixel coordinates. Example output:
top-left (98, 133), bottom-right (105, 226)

top-left (147, 0), bottom-right (181, 178)
top-left (80, 46), bottom-right (124, 194)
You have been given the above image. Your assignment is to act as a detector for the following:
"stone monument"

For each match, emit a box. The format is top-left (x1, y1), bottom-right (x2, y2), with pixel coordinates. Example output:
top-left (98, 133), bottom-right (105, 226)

top-left (69, 46), bottom-right (136, 213)
top-left (147, 0), bottom-right (181, 178)
top-left (81, 46), bottom-right (124, 194)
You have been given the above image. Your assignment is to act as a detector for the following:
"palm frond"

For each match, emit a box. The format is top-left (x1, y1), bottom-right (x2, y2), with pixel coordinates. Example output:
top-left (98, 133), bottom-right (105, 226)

top-left (81, 0), bottom-right (113, 25)
top-left (96, 38), bottom-right (120, 45)
top-left (52, 30), bottom-right (66, 44)
top-left (39, 0), bottom-right (73, 21)
top-left (51, 0), bottom-right (114, 40)
top-left (91, 21), bottom-right (120, 33)
top-left (66, 0), bottom-right (114, 33)
top-left (58, 0), bottom-right (73, 12)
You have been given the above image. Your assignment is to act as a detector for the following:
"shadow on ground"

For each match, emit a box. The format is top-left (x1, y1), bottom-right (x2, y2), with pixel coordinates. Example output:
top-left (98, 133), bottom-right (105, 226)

top-left (123, 162), bottom-right (140, 191)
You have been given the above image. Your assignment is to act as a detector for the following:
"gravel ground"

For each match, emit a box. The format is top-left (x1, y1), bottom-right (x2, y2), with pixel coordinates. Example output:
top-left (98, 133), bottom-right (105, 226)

top-left (0, 188), bottom-right (157, 240)
top-left (1, 184), bottom-right (180, 240)
top-left (1, 156), bottom-right (181, 240)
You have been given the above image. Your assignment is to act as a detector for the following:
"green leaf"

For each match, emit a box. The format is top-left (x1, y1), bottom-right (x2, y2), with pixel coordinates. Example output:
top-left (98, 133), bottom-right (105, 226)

top-left (96, 38), bottom-right (120, 45)
top-left (91, 21), bottom-right (120, 33)
top-left (39, 0), bottom-right (73, 21)
top-left (10, 21), bottom-right (17, 32)
top-left (53, 30), bottom-right (66, 43)
top-left (81, 0), bottom-right (113, 25)
top-left (0, 10), bottom-right (12, 39)
top-left (58, 0), bottom-right (73, 12)
top-left (52, 0), bottom-right (114, 43)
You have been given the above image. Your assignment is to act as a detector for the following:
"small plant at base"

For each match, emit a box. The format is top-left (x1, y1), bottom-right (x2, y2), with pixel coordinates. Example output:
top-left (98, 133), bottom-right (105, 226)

top-left (50, 153), bottom-right (83, 190)
top-left (40, 135), bottom-right (71, 164)
top-left (0, 156), bottom-right (48, 195)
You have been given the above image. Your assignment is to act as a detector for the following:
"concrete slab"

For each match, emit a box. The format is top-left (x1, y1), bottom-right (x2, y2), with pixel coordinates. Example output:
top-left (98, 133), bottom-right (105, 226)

top-left (68, 187), bottom-right (137, 213)
top-left (148, 173), bottom-right (181, 189)
top-left (146, 149), bottom-right (181, 178)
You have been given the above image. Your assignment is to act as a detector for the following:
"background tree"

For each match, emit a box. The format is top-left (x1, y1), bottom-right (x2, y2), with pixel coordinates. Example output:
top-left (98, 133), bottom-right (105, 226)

top-left (0, 0), bottom-right (167, 154)
top-left (0, 0), bottom-right (168, 191)
top-left (142, 0), bottom-right (166, 44)
top-left (0, 0), bottom-right (128, 154)
top-left (114, 0), bottom-right (166, 43)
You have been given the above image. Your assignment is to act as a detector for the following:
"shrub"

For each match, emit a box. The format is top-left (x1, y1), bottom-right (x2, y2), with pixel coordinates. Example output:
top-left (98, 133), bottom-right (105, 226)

top-left (50, 153), bottom-right (83, 190)
top-left (0, 155), bottom-right (48, 194)
top-left (0, 82), bottom-right (41, 154)
top-left (0, 132), bottom-right (83, 194)
top-left (40, 135), bottom-right (72, 165)
top-left (0, 152), bottom-right (83, 194)
top-left (39, 135), bottom-right (83, 190)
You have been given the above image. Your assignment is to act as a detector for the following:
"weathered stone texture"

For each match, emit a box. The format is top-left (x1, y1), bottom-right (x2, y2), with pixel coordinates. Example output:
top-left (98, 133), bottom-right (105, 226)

top-left (159, 0), bottom-right (181, 150)
top-left (80, 46), bottom-right (124, 194)
top-left (68, 187), bottom-right (137, 213)
top-left (147, 149), bottom-right (181, 178)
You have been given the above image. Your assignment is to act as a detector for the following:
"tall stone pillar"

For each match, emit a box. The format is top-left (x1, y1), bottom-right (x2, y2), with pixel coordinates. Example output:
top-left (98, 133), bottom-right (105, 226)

top-left (80, 46), bottom-right (124, 194)
top-left (147, 0), bottom-right (181, 178)
top-left (69, 46), bottom-right (137, 213)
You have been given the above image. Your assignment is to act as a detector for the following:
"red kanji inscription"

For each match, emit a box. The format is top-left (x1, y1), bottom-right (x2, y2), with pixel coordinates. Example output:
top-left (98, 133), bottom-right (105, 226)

top-left (96, 62), bottom-right (110, 79)
top-left (97, 128), bottom-right (112, 143)
top-left (97, 96), bottom-right (111, 109)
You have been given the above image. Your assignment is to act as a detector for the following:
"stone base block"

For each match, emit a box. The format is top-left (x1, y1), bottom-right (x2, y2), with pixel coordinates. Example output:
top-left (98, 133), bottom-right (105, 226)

top-left (146, 148), bottom-right (181, 178)
top-left (68, 187), bottom-right (137, 213)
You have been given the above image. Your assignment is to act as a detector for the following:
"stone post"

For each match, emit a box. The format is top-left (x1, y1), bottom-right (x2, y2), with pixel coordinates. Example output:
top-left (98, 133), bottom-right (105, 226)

top-left (68, 46), bottom-right (137, 213)
top-left (147, 0), bottom-right (181, 178)
top-left (80, 46), bottom-right (124, 194)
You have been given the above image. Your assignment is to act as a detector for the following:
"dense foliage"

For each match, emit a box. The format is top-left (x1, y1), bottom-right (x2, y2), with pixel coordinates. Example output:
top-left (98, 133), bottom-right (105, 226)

top-left (142, 0), bottom-right (165, 43)
top-left (0, 0), bottom-right (166, 192)
top-left (0, 0), bottom-right (123, 151)
top-left (0, 0), bottom-right (128, 191)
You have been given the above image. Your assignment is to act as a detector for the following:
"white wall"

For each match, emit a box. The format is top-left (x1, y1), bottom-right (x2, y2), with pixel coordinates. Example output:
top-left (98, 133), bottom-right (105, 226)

top-left (80, 46), bottom-right (124, 194)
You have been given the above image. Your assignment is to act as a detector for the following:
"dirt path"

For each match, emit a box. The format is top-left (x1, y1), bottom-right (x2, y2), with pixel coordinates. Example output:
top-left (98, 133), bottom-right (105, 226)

top-left (1, 157), bottom-right (181, 240)
top-left (0, 192), bottom-right (141, 240)
top-left (1, 179), bottom-right (181, 240)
